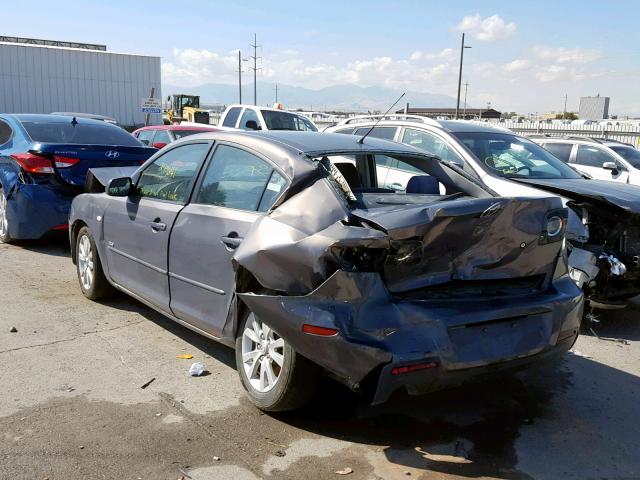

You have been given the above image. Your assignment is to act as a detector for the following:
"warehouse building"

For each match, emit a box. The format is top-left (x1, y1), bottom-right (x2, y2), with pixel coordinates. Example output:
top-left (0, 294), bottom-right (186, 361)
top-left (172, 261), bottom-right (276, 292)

top-left (579, 95), bottom-right (610, 120)
top-left (0, 36), bottom-right (161, 127)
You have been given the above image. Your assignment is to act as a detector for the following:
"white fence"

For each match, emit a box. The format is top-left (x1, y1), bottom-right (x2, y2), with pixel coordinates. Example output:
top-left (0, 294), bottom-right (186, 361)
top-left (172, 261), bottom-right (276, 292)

top-left (489, 120), bottom-right (640, 147)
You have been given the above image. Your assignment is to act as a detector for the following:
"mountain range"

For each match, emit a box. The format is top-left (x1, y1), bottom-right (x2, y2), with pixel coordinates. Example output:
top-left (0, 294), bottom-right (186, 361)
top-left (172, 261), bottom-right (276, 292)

top-left (162, 82), bottom-right (457, 112)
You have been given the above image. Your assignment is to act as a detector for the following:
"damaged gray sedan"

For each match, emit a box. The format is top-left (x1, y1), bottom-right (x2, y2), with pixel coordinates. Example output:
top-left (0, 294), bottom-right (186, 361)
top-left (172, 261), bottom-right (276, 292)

top-left (69, 131), bottom-right (583, 411)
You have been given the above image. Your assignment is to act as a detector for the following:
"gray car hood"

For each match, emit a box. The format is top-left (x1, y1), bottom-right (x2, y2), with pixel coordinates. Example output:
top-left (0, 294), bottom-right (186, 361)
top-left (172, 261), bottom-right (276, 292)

top-left (516, 178), bottom-right (640, 214)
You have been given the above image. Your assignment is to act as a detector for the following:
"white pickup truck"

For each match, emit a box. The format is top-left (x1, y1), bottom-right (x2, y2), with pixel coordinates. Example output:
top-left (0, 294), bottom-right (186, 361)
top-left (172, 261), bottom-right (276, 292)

top-left (218, 104), bottom-right (318, 132)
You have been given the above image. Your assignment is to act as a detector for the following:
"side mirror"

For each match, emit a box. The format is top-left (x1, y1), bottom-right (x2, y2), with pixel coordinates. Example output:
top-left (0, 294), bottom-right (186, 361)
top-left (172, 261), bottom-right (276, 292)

top-left (245, 120), bottom-right (260, 130)
top-left (107, 177), bottom-right (132, 197)
top-left (603, 161), bottom-right (618, 171)
top-left (152, 142), bottom-right (167, 149)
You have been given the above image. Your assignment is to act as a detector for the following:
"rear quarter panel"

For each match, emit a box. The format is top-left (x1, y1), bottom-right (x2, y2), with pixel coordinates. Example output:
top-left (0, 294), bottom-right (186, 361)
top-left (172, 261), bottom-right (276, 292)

top-left (69, 193), bottom-right (112, 274)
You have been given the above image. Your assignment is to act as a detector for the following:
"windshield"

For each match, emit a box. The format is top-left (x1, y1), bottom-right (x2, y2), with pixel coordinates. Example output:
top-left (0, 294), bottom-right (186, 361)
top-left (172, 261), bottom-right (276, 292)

top-left (22, 120), bottom-right (142, 146)
top-left (261, 110), bottom-right (317, 131)
top-left (453, 132), bottom-right (582, 179)
top-left (611, 146), bottom-right (640, 168)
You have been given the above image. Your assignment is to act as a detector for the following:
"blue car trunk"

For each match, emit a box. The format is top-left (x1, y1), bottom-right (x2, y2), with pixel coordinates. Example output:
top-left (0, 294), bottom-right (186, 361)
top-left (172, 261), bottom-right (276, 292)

top-left (33, 143), bottom-right (154, 188)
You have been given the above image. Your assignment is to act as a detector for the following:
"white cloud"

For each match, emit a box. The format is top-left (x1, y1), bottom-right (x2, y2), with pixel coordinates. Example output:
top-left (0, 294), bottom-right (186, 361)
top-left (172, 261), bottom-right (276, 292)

top-left (455, 14), bottom-right (516, 41)
top-left (162, 48), bottom-right (458, 91)
top-left (532, 46), bottom-right (602, 64)
top-left (410, 48), bottom-right (454, 62)
top-left (282, 49), bottom-right (300, 56)
top-left (503, 59), bottom-right (531, 72)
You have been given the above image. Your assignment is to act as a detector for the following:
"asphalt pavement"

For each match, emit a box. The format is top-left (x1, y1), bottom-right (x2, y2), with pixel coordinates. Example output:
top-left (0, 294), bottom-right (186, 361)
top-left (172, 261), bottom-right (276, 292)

top-left (1, 238), bottom-right (639, 480)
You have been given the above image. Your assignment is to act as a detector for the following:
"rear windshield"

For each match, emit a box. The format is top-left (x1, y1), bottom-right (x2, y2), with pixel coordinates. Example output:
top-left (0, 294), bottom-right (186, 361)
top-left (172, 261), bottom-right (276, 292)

top-left (611, 146), bottom-right (640, 169)
top-left (260, 111), bottom-right (317, 131)
top-left (173, 130), bottom-right (211, 140)
top-left (21, 120), bottom-right (142, 146)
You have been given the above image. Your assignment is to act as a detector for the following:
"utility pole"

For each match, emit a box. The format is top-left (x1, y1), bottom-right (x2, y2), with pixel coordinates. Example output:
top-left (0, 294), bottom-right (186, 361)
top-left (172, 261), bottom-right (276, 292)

top-left (455, 33), bottom-right (472, 120)
top-left (563, 93), bottom-right (568, 119)
top-left (237, 51), bottom-right (243, 104)
top-left (463, 81), bottom-right (469, 119)
top-left (249, 33), bottom-right (261, 106)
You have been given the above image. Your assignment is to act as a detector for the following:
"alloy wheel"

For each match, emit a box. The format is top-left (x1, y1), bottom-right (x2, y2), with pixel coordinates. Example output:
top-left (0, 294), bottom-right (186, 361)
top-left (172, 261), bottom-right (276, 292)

top-left (77, 235), bottom-right (95, 291)
top-left (241, 314), bottom-right (285, 393)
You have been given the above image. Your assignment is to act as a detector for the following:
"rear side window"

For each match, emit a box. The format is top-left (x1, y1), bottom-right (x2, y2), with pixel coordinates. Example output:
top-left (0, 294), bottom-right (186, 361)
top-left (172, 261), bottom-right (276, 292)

top-left (239, 108), bottom-right (261, 130)
top-left (543, 143), bottom-right (573, 163)
top-left (153, 130), bottom-right (172, 145)
top-left (21, 120), bottom-right (141, 146)
top-left (222, 107), bottom-right (242, 127)
top-left (195, 145), bottom-right (287, 211)
top-left (137, 130), bottom-right (155, 146)
top-left (0, 120), bottom-right (13, 145)
top-left (353, 127), bottom-right (397, 140)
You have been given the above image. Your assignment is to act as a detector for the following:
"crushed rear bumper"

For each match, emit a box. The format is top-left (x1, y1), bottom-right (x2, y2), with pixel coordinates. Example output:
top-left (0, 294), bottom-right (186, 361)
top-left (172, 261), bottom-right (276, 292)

top-left (238, 270), bottom-right (583, 405)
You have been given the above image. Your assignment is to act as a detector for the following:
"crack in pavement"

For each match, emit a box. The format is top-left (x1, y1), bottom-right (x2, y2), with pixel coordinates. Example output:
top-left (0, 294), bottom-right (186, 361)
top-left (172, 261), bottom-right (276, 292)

top-left (0, 320), bottom-right (146, 355)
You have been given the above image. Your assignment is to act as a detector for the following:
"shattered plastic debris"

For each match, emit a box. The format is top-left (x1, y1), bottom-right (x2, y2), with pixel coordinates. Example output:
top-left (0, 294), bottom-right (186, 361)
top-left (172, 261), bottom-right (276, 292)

top-left (335, 467), bottom-right (353, 475)
top-left (140, 378), bottom-right (156, 389)
top-left (599, 253), bottom-right (627, 276)
top-left (569, 349), bottom-right (592, 359)
top-left (188, 362), bottom-right (205, 376)
top-left (176, 354), bottom-right (194, 359)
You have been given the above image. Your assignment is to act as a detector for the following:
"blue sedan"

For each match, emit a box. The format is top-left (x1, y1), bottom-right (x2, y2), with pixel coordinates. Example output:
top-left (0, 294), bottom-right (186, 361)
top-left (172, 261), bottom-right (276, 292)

top-left (0, 114), bottom-right (156, 242)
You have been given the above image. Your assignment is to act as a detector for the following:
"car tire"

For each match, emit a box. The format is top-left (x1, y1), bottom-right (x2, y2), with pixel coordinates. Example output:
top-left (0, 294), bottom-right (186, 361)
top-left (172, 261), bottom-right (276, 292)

top-left (0, 187), bottom-right (12, 244)
top-left (75, 226), bottom-right (114, 300)
top-left (235, 310), bottom-right (321, 412)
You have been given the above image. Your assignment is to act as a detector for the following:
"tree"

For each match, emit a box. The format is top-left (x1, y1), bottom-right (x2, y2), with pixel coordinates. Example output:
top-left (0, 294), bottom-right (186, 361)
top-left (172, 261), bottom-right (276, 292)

top-left (555, 112), bottom-right (578, 120)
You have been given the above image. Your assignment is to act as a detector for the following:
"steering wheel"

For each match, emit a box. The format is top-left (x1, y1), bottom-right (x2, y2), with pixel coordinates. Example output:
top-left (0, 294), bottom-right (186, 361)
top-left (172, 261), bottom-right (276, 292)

top-left (515, 166), bottom-right (531, 175)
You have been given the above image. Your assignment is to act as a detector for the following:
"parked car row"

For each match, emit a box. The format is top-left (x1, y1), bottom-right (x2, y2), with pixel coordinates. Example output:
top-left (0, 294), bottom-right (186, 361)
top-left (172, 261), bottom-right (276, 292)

top-left (0, 110), bottom-right (635, 412)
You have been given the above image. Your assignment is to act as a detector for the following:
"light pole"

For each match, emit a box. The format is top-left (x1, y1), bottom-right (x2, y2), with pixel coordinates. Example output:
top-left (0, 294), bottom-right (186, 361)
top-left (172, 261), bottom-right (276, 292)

top-left (455, 33), bottom-right (472, 120)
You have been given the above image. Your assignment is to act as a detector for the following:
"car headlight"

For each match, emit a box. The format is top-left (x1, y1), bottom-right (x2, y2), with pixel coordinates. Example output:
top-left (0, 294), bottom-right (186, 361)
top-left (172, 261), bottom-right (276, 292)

top-left (540, 209), bottom-right (568, 244)
top-left (546, 215), bottom-right (564, 238)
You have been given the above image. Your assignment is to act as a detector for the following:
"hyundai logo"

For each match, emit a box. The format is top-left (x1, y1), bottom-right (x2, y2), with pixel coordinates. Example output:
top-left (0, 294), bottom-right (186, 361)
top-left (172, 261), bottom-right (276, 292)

top-left (480, 202), bottom-right (504, 218)
top-left (105, 150), bottom-right (120, 159)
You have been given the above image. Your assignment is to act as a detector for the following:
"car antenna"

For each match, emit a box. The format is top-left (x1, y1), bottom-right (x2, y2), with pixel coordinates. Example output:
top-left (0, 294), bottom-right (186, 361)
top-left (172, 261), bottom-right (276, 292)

top-left (357, 92), bottom-right (405, 144)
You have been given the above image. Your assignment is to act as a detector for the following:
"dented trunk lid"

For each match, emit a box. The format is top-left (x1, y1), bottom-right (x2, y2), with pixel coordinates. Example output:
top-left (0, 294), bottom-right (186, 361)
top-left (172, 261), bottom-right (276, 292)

top-left (351, 196), bottom-right (565, 293)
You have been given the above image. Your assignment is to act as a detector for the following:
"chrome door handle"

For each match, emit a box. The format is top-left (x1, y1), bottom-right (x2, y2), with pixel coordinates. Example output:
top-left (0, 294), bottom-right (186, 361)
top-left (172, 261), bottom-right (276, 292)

top-left (150, 221), bottom-right (167, 232)
top-left (221, 235), bottom-right (242, 249)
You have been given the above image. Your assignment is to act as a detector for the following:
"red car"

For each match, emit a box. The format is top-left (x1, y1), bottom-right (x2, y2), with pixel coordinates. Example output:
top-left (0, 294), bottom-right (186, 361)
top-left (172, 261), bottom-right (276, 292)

top-left (132, 125), bottom-right (219, 149)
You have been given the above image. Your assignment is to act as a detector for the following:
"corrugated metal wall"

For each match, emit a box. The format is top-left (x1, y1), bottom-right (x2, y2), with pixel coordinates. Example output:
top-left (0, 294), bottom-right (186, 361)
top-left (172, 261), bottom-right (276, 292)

top-left (0, 42), bottom-right (161, 126)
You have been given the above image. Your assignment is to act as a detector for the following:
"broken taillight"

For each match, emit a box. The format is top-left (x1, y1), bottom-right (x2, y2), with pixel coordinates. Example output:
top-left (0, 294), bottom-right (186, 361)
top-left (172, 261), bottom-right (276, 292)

top-left (10, 153), bottom-right (80, 173)
top-left (11, 153), bottom-right (54, 174)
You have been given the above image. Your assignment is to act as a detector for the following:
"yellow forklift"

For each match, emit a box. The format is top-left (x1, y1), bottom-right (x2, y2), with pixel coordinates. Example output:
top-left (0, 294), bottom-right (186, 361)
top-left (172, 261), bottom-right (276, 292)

top-left (165, 94), bottom-right (210, 124)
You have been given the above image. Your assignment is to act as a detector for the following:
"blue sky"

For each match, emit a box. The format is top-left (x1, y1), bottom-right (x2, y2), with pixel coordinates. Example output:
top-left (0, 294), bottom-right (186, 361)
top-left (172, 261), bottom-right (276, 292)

top-left (4, 0), bottom-right (640, 114)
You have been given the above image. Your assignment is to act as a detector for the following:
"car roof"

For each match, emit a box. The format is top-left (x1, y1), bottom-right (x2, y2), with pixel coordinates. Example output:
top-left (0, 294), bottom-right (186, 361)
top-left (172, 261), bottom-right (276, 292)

top-left (5, 113), bottom-right (117, 127)
top-left (224, 130), bottom-right (427, 154)
top-left (225, 104), bottom-right (308, 114)
top-left (178, 130), bottom-right (434, 185)
top-left (51, 112), bottom-right (117, 122)
top-left (134, 125), bottom-right (218, 132)
top-left (331, 119), bottom-right (512, 134)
